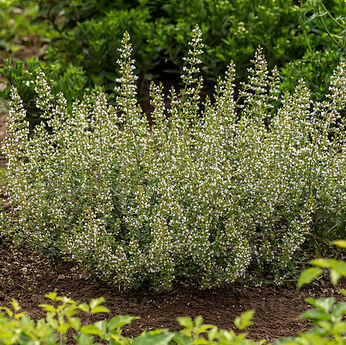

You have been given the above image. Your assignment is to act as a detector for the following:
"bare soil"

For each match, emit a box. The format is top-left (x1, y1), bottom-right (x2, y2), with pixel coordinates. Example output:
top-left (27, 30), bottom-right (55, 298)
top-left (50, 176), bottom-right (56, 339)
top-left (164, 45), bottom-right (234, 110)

top-left (0, 232), bottom-right (344, 343)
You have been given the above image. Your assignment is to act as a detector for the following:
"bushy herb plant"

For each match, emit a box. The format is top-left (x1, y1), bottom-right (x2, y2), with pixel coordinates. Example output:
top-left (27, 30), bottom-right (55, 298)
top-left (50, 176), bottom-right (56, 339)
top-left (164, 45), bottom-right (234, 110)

top-left (2, 26), bottom-right (345, 291)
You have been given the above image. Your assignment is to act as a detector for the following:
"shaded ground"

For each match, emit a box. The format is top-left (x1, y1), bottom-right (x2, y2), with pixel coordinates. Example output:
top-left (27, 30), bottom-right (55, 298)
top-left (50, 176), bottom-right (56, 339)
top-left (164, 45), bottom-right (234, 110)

top-left (0, 235), bottom-right (344, 343)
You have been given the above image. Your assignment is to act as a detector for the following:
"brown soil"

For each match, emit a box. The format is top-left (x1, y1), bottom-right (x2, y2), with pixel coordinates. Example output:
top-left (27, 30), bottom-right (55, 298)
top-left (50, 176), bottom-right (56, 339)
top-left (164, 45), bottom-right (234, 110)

top-left (0, 235), bottom-right (344, 343)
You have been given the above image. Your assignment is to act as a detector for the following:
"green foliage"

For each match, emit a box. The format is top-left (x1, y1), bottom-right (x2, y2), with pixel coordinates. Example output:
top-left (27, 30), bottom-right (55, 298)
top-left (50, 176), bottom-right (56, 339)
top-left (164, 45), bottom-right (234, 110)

top-left (0, 292), bottom-right (137, 345)
top-left (0, 0), bottom-right (48, 57)
top-left (0, 58), bottom-right (87, 131)
top-left (23, 0), bottom-right (344, 97)
top-left (3, 0), bottom-right (345, 127)
top-left (281, 0), bottom-right (345, 100)
top-left (280, 49), bottom-right (342, 101)
top-left (276, 241), bottom-right (346, 345)
top-left (298, 241), bottom-right (346, 289)
top-left (39, 6), bottom-right (159, 92)
top-left (2, 27), bottom-right (345, 291)
top-left (299, 0), bottom-right (345, 53)
top-left (0, 292), bottom-right (265, 345)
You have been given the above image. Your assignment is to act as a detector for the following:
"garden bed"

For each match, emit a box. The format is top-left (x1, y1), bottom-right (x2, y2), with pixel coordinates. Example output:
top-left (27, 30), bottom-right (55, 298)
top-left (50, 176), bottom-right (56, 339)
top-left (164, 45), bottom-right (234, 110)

top-left (0, 239), bottom-right (344, 343)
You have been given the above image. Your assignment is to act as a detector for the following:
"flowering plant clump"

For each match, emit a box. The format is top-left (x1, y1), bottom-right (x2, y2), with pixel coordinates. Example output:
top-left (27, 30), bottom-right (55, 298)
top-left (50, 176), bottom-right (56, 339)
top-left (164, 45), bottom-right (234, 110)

top-left (2, 26), bottom-right (345, 291)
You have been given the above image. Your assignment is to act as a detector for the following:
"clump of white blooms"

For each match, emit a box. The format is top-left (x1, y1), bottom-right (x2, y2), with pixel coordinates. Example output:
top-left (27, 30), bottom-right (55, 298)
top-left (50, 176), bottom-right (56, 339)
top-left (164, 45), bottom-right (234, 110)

top-left (2, 25), bottom-right (345, 291)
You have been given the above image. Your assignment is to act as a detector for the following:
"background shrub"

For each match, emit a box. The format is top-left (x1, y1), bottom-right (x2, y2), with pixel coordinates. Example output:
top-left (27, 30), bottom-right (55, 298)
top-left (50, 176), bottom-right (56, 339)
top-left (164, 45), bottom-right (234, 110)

top-left (32, 0), bottom-right (306, 84)
top-left (0, 58), bottom-right (87, 132)
top-left (2, 27), bottom-right (345, 291)
top-left (1, 0), bottom-right (344, 125)
top-left (0, 0), bottom-right (47, 58)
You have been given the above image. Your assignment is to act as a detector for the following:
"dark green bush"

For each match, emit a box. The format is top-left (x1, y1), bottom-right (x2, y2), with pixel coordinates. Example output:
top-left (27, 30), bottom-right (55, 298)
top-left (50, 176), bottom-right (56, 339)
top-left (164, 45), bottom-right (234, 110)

top-left (36, 0), bottom-right (305, 83)
top-left (0, 0), bottom-right (48, 58)
top-left (35, 0), bottom-right (344, 86)
top-left (0, 58), bottom-right (87, 131)
top-left (281, 0), bottom-right (345, 100)
top-left (2, 1), bottom-right (344, 123)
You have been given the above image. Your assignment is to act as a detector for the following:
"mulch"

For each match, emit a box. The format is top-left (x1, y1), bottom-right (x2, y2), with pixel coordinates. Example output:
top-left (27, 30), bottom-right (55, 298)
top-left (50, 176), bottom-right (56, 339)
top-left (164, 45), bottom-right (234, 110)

top-left (0, 236), bottom-right (345, 343)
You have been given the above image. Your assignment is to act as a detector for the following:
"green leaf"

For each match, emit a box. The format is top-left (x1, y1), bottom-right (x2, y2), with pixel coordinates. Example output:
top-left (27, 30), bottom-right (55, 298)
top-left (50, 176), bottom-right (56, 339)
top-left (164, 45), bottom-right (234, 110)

top-left (78, 303), bottom-right (90, 313)
top-left (68, 317), bottom-right (81, 331)
top-left (14, 312), bottom-right (26, 319)
top-left (39, 304), bottom-right (56, 313)
top-left (45, 292), bottom-right (58, 301)
top-left (91, 305), bottom-right (110, 314)
top-left (191, 338), bottom-right (209, 344)
top-left (77, 333), bottom-right (94, 345)
top-left (306, 297), bottom-right (335, 312)
top-left (194, 315), bottom-right (203, 327)
top-left (172, 333), bottom-right (193, 345)
top-left (108, 315), bottom-right (138, 331)
top-left (330, 269), bottom-right (341, 285)
top-left (332, 321), bottom-right (346, 334)
top-left (58, 322), bottom-right (71, 334)
top-left (234, 310), bottom-right (254, 330)
top-left (297, 267), bottom-right (323, 289)
top-left (46, 314), bottom-right (59, 329)
top-left (334, 261), bottom-right (346, 276)
top-left (10, 299), bottom-right (20, 311)
top-left (339, 289), bottom-right (346, 296)
top-left (95, 320), bottom-right (108, 335)
top-left (332, 302), bottom-right (346, 318)
top-left (177, 317), bottom-right (194, 329)
top-left (301, 309), bottom-right (332, 321)
top-left (0, 306), bottom-right (13, 317)
top-left (89, 297), bottom-right (105, 310)
top-left (207, 327), bottom-right (218, 341)
top-left (331, 240), bottom-right (346, 248)
top-left (132, 332), bottom-right (175, 345)
top-left (310, 258), bottom-right (337, 268)
top-left (81, 324), bottom-right (104, 336)
top-left (315, 297), bottom-right (335, 313)
top-left (196, 324), bottom-right (214, 334)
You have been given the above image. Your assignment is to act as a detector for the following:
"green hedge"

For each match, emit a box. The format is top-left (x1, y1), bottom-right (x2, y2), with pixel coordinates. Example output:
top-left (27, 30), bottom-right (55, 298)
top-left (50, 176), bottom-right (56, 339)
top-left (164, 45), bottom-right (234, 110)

top-left (1, 0), bottom-right (344, 119)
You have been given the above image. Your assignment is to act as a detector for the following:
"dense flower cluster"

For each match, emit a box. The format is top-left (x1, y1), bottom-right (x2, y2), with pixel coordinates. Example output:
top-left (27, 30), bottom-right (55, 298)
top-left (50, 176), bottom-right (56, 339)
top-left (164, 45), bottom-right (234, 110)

top-left (2, 26), bottom-right (345, 291)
